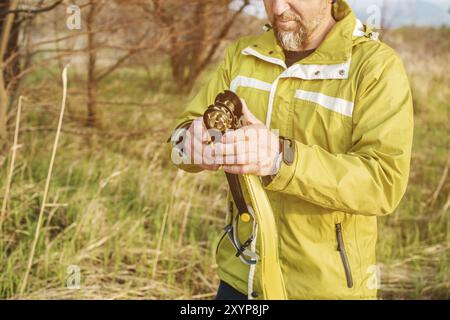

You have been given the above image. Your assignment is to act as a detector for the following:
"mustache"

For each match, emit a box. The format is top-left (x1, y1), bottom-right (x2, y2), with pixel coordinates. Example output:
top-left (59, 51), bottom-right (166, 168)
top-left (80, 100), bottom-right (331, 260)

top-left (274, 10), bottom-right (301, 23)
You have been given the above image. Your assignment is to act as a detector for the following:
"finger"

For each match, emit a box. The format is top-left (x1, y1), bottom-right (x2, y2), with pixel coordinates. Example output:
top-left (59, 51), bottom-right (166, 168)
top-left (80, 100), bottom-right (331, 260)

top-left (186, 133), bottom-right (223, 167)
top-left (184, 136), bottom-right (206, 161)
top-left (222, 164), bottom-right (259, 175)
top-left (213, 140), bottom-right (240, 156)
top-left (213, 142), bottom-right (259, 164)
top-left (200, 163), bottom-right (221, 171)
top-left (219, 139), bottom-right (258, 157)
top-left (186, 124), bottom-right (213, 151)
top-left (186, 142), bottom-right (216, 166)
top-left (183, 140), bottom-right (197, 164)
top-left (185, 132), bottom-right (204, 154)
top-left (221, 125), bottom-right (262, 145)
top-left (192, 132), bottom-right (209, 147)
top-left (190, 118), bottom-right (211, 143)
top-left (199, 143), bottom-right (217, 165)
top-left (221, 151), bottom-right (260, 165)
top-left (221, 129), bottom-right (245, 144)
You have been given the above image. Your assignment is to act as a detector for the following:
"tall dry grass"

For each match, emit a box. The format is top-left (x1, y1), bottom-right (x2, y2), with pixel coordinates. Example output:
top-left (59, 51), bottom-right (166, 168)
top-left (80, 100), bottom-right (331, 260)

top-left (0, 27), bottom-right (448, 299)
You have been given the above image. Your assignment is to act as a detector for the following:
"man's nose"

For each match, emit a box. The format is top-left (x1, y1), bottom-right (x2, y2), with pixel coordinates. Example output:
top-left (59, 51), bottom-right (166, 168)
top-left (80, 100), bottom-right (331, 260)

top-left (272, 0), bottom-right (290, 16)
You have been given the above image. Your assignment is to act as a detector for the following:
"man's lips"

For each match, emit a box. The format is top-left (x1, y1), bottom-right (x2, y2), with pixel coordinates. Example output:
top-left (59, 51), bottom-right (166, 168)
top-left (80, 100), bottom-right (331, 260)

top-left (275, 20), bottom-right (297, 29)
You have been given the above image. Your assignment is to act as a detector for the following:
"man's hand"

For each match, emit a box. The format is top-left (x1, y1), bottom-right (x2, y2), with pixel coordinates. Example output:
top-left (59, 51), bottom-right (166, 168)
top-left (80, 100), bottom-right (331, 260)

top-left (183, 117), bottom-right (221, 171)
top-left (213, 99), bottom-right (281, 176)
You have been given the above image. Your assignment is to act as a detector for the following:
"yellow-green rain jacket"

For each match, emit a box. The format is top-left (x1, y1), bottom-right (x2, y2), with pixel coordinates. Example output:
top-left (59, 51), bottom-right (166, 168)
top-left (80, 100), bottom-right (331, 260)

top-left (167, 0), bottom-right (413, 299)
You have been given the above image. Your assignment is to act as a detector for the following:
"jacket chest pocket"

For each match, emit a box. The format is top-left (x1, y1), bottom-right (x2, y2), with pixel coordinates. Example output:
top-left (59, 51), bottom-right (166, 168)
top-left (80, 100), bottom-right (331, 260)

top-left (291, 93), bottom-right (354, 153)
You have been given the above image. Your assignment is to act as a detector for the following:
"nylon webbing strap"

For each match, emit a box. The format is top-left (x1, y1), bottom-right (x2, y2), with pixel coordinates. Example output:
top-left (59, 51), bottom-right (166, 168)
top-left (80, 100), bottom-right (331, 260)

top-left (224, 172), bottom-right (258, 264)
top-left (242, 174), bottom-right (288, 300)
top-left (224, 171), bottom-right (287, 300)
top-left (225, 173), bottom-right (248, 215)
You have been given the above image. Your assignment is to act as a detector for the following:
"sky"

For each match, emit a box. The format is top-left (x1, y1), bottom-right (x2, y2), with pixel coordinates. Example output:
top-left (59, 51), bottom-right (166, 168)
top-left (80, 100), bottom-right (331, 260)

top-left (232, 0), bottom-right (450, 27)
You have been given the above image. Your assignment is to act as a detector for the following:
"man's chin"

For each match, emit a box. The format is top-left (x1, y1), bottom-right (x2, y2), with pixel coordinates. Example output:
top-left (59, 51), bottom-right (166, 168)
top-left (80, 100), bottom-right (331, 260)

top-left (275, 30), bottom-right (306, 51)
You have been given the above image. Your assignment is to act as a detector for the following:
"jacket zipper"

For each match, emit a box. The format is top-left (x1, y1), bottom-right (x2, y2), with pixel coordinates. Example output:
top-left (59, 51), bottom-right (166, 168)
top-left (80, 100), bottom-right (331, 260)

top-left (335, 223), bottom-right (353, 288)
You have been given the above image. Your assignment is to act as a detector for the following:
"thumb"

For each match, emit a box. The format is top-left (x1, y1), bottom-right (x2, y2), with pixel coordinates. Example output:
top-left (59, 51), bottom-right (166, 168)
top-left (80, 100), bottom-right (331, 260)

top-left (240, 98), bottom-right (262, 126)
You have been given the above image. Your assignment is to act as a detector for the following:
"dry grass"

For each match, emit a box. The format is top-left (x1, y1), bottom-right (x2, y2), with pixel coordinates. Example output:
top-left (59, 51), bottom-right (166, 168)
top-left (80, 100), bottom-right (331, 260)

top-left (0, 27), bottom-right (448, 300)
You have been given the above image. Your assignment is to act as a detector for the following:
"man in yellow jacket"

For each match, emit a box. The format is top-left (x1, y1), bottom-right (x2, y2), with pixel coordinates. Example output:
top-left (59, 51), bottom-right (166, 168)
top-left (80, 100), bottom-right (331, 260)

top-left (167, 0), bottom-right (413, 299)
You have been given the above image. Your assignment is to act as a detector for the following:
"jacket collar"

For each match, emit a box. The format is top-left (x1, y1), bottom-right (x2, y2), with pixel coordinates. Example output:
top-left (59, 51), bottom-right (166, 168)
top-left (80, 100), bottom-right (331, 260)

top-left (242, 0), bottom-right (369, 67)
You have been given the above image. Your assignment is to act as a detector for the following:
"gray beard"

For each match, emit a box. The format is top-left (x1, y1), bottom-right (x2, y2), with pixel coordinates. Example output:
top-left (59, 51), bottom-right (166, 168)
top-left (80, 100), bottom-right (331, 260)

top-left (274, 4), bottom-right (328, 51)
top-left (275, 28), bottom-right (307, 51)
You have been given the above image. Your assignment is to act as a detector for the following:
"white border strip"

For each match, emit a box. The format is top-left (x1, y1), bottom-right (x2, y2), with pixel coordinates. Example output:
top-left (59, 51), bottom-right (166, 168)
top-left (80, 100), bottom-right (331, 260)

top-left (295, 89), bottom-right (354, 117)
top-left (284, 59), bottom-right (351, 80)
top-left (242, 47), bottom-right (287, 69)
top-left (266, 75), bottom-right (281, 127)
top-left (230, 75), bottom-right (272, 93)
top-left (353, 18), bottom-right (365, 37)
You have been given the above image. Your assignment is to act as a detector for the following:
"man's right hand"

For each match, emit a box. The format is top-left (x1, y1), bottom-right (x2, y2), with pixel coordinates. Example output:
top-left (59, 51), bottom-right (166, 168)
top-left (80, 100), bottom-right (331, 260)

top-left (183, 118), bottom-right (221, 171)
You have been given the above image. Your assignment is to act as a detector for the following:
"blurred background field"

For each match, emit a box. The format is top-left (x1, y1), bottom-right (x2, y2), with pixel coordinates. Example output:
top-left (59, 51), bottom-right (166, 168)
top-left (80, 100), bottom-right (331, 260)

top-left (0, 0), bottom-right (448, 299)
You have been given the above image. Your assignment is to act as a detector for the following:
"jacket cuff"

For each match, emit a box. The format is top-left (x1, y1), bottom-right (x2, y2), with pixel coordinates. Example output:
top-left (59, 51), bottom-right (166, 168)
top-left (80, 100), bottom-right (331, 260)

top-left (262, 140), bottom-right (299, 192)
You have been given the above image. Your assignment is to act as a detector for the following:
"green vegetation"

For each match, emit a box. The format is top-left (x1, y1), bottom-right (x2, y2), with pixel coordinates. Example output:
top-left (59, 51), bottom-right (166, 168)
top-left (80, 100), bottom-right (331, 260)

top-left (0, 27), bottom-right (448, 299)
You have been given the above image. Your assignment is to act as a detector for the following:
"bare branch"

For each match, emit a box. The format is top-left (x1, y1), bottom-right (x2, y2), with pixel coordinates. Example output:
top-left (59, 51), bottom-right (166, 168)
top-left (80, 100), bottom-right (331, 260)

top-left (2, 0), bottom-right (63, 15)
